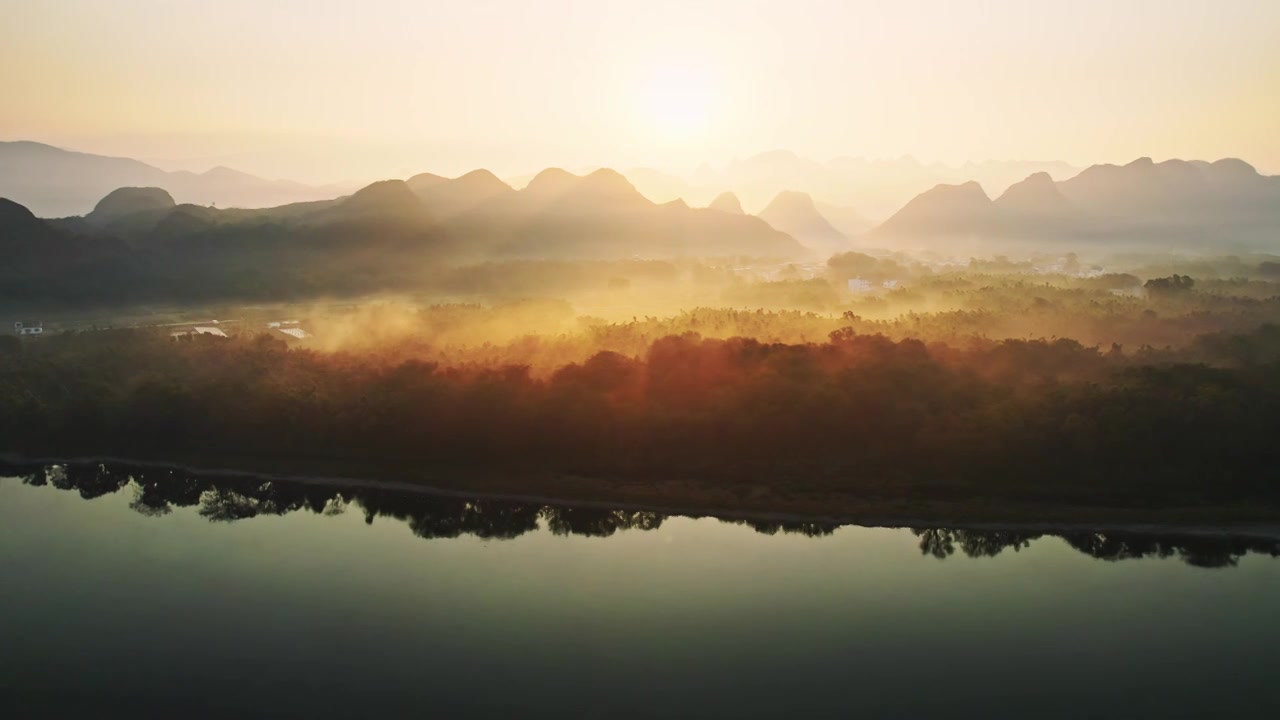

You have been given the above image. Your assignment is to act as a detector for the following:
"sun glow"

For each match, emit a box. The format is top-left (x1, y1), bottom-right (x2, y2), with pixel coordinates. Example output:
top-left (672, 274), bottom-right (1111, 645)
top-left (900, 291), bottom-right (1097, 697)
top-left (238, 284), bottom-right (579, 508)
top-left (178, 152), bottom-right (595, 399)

top-left (639, 61), bottom-right (717, 140)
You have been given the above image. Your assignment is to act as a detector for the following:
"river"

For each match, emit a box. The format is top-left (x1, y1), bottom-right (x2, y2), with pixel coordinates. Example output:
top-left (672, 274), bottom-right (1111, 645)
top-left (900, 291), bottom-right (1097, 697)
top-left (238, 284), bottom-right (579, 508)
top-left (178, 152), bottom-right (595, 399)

top-left (2, 464), bottom-right (1279, 718)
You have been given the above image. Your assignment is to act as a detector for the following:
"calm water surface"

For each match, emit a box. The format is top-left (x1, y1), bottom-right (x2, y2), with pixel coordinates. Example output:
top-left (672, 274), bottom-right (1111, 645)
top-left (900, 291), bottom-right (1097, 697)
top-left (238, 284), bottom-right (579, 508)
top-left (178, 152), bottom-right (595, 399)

top-left (2, 464), bottom-right (1279, 719)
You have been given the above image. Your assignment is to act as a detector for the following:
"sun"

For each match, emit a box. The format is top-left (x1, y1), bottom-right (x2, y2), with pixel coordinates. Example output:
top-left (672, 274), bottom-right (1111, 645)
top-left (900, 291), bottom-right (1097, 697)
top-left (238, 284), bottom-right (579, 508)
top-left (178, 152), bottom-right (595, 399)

top-left (640, 61), bottom-right (716, 140)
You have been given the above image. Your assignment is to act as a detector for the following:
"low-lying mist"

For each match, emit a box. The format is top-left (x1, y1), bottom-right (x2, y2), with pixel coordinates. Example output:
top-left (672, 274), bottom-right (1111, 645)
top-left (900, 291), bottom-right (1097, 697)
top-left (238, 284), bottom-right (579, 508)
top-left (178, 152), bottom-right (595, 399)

top-left (111, 248), bottom-right (1280, 375)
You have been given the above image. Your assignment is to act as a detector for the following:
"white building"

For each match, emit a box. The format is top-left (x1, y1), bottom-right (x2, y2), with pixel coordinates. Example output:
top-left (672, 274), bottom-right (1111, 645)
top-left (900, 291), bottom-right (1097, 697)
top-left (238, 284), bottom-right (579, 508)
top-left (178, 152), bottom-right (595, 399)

top-left (266, 320), bottom-right (309, 340)
top-left (13, 321), bottom-right (43, 336)
top-left (170, 326), bottom-right (228, 339)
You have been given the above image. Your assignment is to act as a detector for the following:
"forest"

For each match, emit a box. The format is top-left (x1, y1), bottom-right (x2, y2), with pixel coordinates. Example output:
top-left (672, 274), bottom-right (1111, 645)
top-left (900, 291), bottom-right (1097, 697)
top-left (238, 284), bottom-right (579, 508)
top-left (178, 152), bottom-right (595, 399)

top-left (3, 278), bottom-right (1280, 518)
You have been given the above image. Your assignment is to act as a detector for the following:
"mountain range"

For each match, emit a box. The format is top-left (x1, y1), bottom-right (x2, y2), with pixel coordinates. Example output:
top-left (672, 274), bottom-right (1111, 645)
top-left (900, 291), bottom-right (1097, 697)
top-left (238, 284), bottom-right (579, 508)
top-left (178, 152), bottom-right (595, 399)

top-left (871, 157), bottom-right (1280, 251)
top-left (1, 163), bottom-right (802, 305)
top-left (416, 167), bottom-right (800, 259)
top-left (678, 150), bottom-right (1080, 221)
top-left (514, 152), bottom-right (997, 228)
top-left (0, 141), bottom-right (350, 217)
top-left (5, 140), bottom-right (1280, 306)
top-left (40, 168), bottom-right (801, 257)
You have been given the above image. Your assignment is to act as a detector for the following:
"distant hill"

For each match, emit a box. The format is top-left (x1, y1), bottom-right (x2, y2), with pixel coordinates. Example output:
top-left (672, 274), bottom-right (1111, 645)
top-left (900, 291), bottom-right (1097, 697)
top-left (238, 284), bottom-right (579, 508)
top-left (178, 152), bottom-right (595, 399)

top-left (307, 179), bottom-right (430, 225)
top-left (757, 191), bottom-right (846, 253)
top-left (708, 192), bottom-right (744, 214)
top-left (871, 158), bottom-right (1280, 251)
top-left (522, 168), bottom-right (584, 199)
top-left (575, 168), bottom-right (648, 202)
top-left (993, 172), bottom-right (1073, 216)
top-left (1, 196), bottom-right (140, 303)
top-left (87, 187), bottom-right (176, 226)
top-left (1056, 157), bottom-right (1280, 230)
top-left (699, 150), bottom-right (1079, 220)
top-left (506, 166), bottom-right (721, 208)
top-left (0, 197), bottom-right (54, 246)
top-left (873, 181), bottom-right (995, 239)
top-left (408, 169), bottom-right (513, 218)
top-left (0, 141), bottom-right (347, 217)
top-left (503, 152), bottom-right (1084, 224)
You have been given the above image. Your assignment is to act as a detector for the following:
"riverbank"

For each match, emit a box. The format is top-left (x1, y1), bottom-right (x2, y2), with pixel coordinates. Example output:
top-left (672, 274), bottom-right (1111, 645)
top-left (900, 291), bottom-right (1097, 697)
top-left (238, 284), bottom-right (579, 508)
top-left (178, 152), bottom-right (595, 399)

top-left (5, 451), bottom-right (1280, 540)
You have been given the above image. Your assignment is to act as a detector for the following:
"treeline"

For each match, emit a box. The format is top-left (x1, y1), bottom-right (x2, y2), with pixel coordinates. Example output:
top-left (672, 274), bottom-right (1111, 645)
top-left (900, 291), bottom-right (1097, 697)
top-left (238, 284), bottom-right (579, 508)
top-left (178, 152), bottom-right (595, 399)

top-left (2, 325), bottom-right (1279, 504)
top-left (4, 462), bottom-right (1276, 568)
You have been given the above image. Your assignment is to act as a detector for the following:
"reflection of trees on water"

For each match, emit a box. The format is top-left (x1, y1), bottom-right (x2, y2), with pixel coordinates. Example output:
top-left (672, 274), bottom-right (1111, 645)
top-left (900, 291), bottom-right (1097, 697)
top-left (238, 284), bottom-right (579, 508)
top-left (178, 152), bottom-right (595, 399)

top-left (3, 462), bottom-right (675, 542)
top-left (724, 519), bottom-right (836, 537)
top-left (5, 461), bottom-right (1279, 569)
top-left (913, 528), bottom-right (1041, 559)
top-left (365, 492), bottom-right (544, 540)
top-left (910, 527), bottom-right (1280, 568)
top-left (544, 507), bottom-right (665, 537)
top-left (1058, 531), bottom-right (1280, 568)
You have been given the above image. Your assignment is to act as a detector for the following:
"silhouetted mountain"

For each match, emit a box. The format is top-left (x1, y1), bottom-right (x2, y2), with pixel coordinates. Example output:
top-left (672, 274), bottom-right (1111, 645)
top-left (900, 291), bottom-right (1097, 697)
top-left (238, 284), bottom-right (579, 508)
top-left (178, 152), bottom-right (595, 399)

top-left (873, 181), bottom-right (995, 239)
top-left (1054, 157), bottom-right (1280, 245)
top-left (1057, 158), bottom-right (1192, 219)
top-left (151, 204), bottom-right (219, 239)
top-left (405, 172), bottom-right (448, 193)
top-left (0, 197), bottom-right (142, 303)
top-left (448, 169), bottom-right (513, 205)
top-left (699, 150), bottom-right (1079, 219)
top-left (0, 197), bottom-right (49, 241)
top-left (1, 200), bottom-right (58, 258)
top-left (0, 141), bottom-right (345, 217)
top-left (871, 157), bottom-right (1280, 250)
top-left (523, 167), bottom-right (582, 198)
top-left (575, 168), bottom-right (648, 204)
top-left (447, 168), bottom-right (802, 258)
top-left (708, 192), bottom-right (744, 214)
top-left (1057, 157), bottom-right (1278, 224)
top-left (1192, 157), bottom-right (1274, 187)
top-left (758, 191), bottom-right (846, 253)
top-left (993, 172), bottom-right (1075, 218)
top-left (407, 169), bottom-right (513, 219)
top-left (86, 187), bottom-right (176, 226)
top-left (314, 180), bottom-right (429, 223)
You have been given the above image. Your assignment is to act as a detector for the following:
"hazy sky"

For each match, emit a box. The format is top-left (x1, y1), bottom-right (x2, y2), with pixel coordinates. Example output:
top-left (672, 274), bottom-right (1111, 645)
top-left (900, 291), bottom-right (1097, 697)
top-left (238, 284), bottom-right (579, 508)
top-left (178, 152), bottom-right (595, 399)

top-left (3, 0), bottom-right (1278, 182)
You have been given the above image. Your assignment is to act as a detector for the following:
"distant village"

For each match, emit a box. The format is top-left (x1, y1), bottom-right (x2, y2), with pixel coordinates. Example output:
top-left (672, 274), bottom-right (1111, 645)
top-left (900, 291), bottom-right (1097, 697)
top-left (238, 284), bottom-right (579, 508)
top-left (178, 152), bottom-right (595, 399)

top-left (9, 317), bottom-right (312, 342)
top-left (168, 319), bottom-right (310, 341)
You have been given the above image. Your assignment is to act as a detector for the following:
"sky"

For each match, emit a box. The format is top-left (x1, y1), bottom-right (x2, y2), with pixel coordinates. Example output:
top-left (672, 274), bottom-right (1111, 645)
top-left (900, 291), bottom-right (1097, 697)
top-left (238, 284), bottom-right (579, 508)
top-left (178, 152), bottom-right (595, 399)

top-left (2, 0), bottom-right (1278, 183)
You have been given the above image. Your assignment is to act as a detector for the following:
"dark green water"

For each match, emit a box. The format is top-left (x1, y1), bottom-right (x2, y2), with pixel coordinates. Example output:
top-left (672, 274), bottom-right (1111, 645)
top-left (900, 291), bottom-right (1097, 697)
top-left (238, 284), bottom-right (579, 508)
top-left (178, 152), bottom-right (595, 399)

top-left (2, 464), bottom-right (1279, 719)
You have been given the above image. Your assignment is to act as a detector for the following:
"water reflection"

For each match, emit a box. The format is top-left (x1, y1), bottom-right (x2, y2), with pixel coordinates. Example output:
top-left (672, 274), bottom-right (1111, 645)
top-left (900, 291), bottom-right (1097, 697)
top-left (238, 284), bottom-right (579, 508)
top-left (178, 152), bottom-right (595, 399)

top-left (910, 527), bottom-right (1280, 568)
top-left (5, 460), bottom-right (1278, 568)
